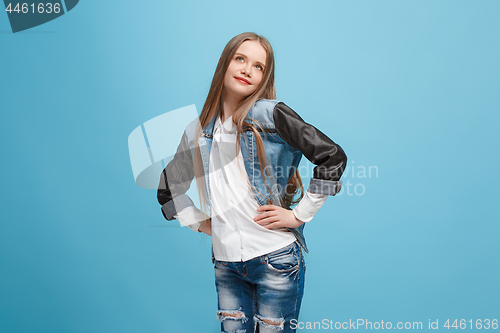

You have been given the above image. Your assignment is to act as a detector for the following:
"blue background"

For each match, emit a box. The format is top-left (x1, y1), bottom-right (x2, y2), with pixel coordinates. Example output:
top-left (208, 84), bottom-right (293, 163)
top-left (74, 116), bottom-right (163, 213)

top-left (1, 0), bottom-right (499, 332)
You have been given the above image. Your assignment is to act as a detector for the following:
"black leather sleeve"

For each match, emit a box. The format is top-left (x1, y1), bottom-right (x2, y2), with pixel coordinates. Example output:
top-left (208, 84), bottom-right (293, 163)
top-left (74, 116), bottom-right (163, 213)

top-left (157, 131), bottom-right (196, 220)
top-left (273, 102), bottom-right (347, 195)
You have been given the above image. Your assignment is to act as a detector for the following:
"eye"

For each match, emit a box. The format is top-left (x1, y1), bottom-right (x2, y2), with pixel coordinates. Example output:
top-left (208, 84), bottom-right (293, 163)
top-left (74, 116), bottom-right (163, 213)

top-left (255, 64), bottom-right (263, 71)
top-left (236, 56), bottom-right (244, 62)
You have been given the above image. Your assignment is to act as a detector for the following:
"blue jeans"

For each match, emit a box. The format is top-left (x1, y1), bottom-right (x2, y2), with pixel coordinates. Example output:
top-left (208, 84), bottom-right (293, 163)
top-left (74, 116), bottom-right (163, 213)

top-left (212, 241), bottom-right (306, 332)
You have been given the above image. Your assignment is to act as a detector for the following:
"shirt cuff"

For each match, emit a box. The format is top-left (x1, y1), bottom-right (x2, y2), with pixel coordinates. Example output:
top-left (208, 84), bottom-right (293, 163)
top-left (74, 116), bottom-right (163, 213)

top-left (292, 191), bottom-right (328, 223)
top-left (161, 194), bottom-right (195, 221)
top-left (173, 205), bottom-right (209, 232)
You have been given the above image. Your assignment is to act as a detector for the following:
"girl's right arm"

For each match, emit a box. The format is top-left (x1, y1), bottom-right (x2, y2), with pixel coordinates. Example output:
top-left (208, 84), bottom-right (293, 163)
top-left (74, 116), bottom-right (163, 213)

top-left (157, 131), bottom-right (207, 232)
top-left (198, 218), bottom-right (212, 236)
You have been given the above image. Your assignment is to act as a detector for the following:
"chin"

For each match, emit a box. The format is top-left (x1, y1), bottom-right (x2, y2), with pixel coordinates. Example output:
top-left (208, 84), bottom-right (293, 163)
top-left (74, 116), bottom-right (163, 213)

top-left (227, 87), bottom-right (252, 100)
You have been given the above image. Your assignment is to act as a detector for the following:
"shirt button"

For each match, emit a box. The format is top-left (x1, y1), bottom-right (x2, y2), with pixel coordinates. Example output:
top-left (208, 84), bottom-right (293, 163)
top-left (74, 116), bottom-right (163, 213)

top-left (241, 244), bottom-right (244, 249)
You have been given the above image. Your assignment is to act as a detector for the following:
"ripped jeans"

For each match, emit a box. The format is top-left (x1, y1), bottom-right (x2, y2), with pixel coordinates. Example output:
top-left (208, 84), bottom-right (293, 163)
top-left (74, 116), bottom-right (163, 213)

top-left (212, 241), bottom-right (306, 333)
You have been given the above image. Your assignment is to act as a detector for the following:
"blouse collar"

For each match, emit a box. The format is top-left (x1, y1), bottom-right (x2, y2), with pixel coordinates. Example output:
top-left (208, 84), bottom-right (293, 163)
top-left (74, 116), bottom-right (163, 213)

top-left (215, 114), bottom-right (236, 134)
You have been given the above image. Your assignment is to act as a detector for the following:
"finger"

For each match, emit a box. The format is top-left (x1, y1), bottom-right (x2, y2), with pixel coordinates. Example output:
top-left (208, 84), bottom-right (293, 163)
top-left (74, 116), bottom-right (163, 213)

top-left (255, 216), bottom-right (280, 225)
top-left (262, 220), bottom-right (284, 230)
top-left (254, 212), bottom-right (267, 221)
top-left (253, 211), bottom-right (277, 222)
top-left (257, 205), bottom-right (275, 212)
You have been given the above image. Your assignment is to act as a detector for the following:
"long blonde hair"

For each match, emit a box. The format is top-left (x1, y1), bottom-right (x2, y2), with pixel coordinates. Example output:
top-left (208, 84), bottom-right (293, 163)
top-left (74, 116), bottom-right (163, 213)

top-left (194, 32), bottom-right (303, 217)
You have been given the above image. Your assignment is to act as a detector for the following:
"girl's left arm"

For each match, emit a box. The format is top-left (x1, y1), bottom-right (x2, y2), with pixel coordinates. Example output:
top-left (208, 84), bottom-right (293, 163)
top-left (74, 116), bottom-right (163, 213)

top-left (254, 102), bottom-right (347, 229)
top-left (273, 101), bottom-right (347, 195)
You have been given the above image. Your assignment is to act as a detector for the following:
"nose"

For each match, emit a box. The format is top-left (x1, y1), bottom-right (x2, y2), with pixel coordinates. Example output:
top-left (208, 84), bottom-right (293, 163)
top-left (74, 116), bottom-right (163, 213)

top-left (241, 64), bottom-right (252, 77)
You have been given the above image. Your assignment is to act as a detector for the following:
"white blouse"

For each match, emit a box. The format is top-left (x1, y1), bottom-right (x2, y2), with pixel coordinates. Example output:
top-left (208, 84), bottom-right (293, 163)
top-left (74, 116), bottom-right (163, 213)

top-left (174, 114), bottom-right (327, 262)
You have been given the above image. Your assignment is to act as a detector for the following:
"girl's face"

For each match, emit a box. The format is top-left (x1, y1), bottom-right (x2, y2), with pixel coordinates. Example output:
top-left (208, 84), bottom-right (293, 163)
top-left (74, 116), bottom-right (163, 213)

top-left (223, 40), bottom-right (267, 101)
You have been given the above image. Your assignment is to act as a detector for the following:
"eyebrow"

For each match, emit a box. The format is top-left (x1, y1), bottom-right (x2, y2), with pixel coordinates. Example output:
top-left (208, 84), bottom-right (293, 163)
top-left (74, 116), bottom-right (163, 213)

top-left (235, 52), bottom-right (266, 69)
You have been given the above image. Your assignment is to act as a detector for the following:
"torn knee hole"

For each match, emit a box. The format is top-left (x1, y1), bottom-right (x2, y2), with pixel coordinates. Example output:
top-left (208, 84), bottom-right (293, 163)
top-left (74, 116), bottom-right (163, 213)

top-left (220, 311), bottom-right (244, 318)
top-left (254, 314), bottom-right (285, 330)
top-left (261, 318), bottom-right (282, 325)
top-left (217, 309), bottom-right (248, 323)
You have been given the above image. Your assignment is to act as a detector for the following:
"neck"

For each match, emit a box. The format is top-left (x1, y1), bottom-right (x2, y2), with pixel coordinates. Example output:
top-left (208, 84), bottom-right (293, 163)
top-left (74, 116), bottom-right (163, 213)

top-left (220, 89), bottom-right (244, 123)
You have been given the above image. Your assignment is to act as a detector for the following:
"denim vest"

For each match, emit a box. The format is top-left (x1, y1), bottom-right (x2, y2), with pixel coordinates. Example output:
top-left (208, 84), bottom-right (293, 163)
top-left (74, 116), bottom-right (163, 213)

top-left (184, 99), bottom-right (309, 253)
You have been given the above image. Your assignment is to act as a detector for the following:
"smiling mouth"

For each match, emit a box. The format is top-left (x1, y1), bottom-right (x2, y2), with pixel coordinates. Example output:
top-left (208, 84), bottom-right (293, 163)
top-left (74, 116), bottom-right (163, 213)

top-left (235, 77), bottom-right (250, 85)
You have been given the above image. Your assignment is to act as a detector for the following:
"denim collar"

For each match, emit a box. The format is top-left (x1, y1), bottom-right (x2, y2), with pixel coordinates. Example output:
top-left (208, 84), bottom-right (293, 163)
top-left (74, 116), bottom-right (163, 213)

top-left (202, 112), bottom-right (218, 138)
top-left (203, 103), bottom-right (257, 136)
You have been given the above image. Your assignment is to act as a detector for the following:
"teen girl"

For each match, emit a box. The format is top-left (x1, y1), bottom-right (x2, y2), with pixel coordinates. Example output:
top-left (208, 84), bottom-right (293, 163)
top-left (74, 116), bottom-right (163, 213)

top-left (157, 32), bottom-right (347, 332)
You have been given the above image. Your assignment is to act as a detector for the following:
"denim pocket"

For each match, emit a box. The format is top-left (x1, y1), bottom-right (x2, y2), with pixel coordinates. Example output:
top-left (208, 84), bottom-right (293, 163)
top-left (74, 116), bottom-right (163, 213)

top-left (214, 260), bottom-right (229, 268)
top-left (265, 242), bottom-right (300, 273)
top-left (212, 253), bottom-right (228, 267)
